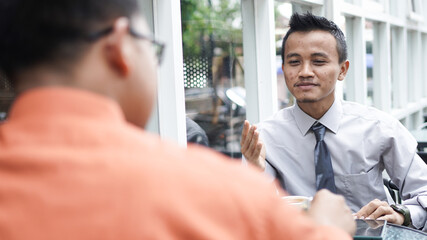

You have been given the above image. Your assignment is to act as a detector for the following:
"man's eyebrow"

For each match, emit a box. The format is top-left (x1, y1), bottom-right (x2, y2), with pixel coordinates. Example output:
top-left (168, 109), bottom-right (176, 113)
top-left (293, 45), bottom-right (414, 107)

top-left (311, 52), bottom-right (329, 58)
top-left (285, 53), bottom-right (300, 59)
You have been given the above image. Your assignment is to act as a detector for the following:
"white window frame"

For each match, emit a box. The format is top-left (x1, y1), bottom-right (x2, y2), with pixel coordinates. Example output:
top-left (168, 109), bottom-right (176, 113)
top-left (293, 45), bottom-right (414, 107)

top-left (407, 0), bottom-right (424, 22)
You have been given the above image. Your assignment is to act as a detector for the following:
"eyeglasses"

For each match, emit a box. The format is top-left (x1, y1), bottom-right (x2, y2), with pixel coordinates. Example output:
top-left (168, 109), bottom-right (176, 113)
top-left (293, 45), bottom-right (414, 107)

top-left (86, 26), bottom-right (165, 64)
top-left (129, 28), bottom-right (165, 64)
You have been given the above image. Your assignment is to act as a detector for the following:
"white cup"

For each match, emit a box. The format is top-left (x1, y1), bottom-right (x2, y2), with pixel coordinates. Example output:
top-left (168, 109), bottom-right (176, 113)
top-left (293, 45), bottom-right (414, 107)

top-left (282, 196), bottom-right (312, 211)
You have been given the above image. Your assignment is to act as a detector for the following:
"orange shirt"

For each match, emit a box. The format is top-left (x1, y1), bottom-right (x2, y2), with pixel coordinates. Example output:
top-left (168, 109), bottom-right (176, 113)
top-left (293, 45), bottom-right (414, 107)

top-left (0, 87), bottom-right (350, 240)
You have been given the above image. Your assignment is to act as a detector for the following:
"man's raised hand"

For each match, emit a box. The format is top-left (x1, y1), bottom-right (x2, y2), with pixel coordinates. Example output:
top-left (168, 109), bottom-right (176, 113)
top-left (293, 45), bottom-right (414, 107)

top-left (240, 120), bottom-right (266, 170)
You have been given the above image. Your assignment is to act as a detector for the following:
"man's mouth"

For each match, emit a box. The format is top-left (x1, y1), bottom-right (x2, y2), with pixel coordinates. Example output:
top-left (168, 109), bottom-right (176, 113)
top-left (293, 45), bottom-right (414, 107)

top-left (294, 82), bottom-right (319, 88)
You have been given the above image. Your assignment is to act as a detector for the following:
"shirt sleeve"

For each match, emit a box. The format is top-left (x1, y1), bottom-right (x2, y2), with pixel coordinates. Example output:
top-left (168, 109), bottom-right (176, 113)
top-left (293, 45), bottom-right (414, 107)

top-left (401, 154), bottom-right (427, 231)
top-left (381, 120), bottom-right (427, 230)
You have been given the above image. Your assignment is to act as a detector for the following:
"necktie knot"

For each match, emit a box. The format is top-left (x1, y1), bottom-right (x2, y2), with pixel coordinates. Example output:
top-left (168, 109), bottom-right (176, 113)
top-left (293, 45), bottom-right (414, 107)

top-left (311, 122), bottom-right (326, 142)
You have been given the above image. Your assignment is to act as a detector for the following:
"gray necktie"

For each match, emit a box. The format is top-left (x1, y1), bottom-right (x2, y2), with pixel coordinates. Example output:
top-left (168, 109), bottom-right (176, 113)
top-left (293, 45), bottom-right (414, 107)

top-left (312, 122), bottom-right (337, 193)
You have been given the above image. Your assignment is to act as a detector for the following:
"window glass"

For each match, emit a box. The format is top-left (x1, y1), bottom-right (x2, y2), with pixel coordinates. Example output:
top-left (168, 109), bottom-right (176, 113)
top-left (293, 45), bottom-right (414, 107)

top-left (275, 1), bottom-right (293, 109)
top-left (408, 0), bottom-right (423, 21)
top-left (423, 34), bottom-right (427, 99)
top-left (341, 17), bottom-right (350, 101)
top-left (274, 2), bottom-right (313, 109)
top-left (407, 30), bottom-right (417, 103)
top-left (181, 0), bottom-right (244, 158)
top-left (389, 0), bottom-right (398, 17)
top-left (0, 72), bottom-right (13, 121)
top-left (411, 0), bottom-right (417, 12)
top-left (365, 20), bottom-right (374, 106)
top-left (390, 27), bottom-right (398, 109)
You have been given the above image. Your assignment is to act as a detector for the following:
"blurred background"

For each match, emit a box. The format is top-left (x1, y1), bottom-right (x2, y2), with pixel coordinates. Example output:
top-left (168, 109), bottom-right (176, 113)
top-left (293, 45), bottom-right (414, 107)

top-left (1, 0), bottom-right (427, 159)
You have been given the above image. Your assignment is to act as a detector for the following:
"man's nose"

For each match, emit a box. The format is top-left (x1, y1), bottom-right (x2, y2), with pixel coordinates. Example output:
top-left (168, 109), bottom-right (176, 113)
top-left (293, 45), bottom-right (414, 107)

top-left (299, 62), bottom-right (314, 78)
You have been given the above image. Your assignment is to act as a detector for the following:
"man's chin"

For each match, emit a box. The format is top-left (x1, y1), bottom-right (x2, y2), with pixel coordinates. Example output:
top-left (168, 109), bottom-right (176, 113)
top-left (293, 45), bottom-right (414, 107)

top-left (296, 98), bottom-right (318, 103)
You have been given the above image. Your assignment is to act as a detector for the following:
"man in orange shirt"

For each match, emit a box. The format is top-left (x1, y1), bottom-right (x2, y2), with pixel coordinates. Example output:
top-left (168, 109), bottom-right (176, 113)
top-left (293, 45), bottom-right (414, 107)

top-left (0, 0), bottom-right (355, 239)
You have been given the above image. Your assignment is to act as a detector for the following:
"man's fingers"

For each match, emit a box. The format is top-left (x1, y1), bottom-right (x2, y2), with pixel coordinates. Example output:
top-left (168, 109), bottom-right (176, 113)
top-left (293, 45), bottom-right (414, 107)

top-left (372, 206), bottom-right (404, 224)
top-left (366, 205), bottom-right (391, 220)
top-left (354, 200), bottom-right (404, 224)
top-left (376, 212), bottom-right (402, 224)
top-left (240, 120), bottom-right (264, 168)
top-left (247, 129), bottom-right (259, 156)
top-left (245, 126), bottom-right (257, 151)
top-left (376, 216), bottom-right (389, 221)
top-left (241, 122), bottom-right (259, 160)
top-left (240, 120), bottom-right (250, 145)
top-left (252, 142), bottom-right (263, 159)
top-left (377, 213), bottom-right (404, 225)
top-left (241, 122), bottom-right (253, 153)
top-left (308, 189), bottom-right (356, 235)
top-left (355, 199), bottom-right (385, 218)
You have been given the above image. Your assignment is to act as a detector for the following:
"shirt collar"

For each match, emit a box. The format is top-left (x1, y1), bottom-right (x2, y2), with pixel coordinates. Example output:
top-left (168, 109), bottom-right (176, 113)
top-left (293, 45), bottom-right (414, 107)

top-left (292, 98), bottom-right (342, 135)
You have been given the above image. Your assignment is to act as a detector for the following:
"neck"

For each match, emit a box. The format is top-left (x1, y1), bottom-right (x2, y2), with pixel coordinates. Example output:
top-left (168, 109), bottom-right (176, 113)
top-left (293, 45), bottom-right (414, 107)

top-left (13, 66), bottom-right (76, 95)
top-left (13, 55), bottom-right (115, 99)
top-left (297, 97), bottom-right (335, 120)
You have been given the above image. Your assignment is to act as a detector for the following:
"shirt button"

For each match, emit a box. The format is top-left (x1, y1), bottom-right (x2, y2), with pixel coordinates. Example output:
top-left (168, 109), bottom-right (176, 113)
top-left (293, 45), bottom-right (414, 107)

top-left (360, 170), bottom-right (366, 174)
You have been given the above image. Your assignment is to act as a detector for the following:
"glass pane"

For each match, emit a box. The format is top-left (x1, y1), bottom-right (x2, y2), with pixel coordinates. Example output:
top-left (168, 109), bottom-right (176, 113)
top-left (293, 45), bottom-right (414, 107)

top-left (365, 20), bottom-right (374, 106)
top-left (274, 2), bottom-right (313, 109)
top-left (275, 1), bottom-right (293, 109)
top-left (390, 28), bottom-right (396, 109)
top-left (411, 0), bottom-right (416, 12)
top-left (423, 34), bottom-right (427, 99)
top-left (407, 31), bottom-right (416, 103)
top-left (181, 0), bottom-right (244, 159)
top-left (341, 17), bottom-right (349, 101)
top-left (0, 72), bottom-right (14, 121)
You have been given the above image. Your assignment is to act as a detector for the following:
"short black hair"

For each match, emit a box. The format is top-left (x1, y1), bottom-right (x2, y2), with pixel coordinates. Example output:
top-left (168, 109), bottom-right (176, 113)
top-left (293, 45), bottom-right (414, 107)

top-left (0, 0), bottom-right (139, 81)
top-left (281, 12), bottom-right (347, 64)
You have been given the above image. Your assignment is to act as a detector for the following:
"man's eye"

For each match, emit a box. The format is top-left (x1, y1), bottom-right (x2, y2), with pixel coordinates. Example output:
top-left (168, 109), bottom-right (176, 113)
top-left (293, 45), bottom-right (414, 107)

top-left (313, 60), bottom-right (326, 65)
top-left (288, 60), bottom-right (299, 65)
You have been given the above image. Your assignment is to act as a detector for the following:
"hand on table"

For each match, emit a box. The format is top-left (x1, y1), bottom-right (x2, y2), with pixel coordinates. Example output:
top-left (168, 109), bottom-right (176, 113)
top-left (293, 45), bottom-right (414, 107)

top-left (354, 199), bottom-right (404, 225)
top-left (240, 120), bottom-right (266, 170)
top-left (307, 189), bottom-right (356, 236)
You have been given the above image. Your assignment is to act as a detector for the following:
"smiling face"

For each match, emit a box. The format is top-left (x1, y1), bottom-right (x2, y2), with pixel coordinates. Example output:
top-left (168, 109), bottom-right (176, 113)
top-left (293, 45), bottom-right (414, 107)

top-left (282, 30), bottom-right (348, 114)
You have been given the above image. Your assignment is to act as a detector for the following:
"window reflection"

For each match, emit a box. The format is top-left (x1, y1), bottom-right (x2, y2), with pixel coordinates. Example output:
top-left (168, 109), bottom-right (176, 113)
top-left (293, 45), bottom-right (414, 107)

top-left (0, 72), bottom-right (13, 121)
top-left (181, 0), bottom-right (245, 158)
top-left (274, 2), bottom-right (315, 109)
top-left (275, 1), bottom-right (293, 109)
top-left (365, 21), bottom-right (374, 106)
top-left (390, 27), bottom-right (396, 109)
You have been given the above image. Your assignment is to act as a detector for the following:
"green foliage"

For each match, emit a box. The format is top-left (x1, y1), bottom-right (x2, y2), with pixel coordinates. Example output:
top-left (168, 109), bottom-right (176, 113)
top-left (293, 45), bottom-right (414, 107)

top-left (181, 0), bottom-right (242, 56)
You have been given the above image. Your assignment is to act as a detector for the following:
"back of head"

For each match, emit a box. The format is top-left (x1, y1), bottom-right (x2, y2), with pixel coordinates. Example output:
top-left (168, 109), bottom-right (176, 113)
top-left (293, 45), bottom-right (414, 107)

top-left (281, 12), bottom-right (347, 64)
top-left (0, 0), bottom-right (139, 85)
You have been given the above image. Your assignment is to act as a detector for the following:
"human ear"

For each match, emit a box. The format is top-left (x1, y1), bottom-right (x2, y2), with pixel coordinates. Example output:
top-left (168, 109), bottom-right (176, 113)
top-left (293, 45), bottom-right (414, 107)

top-left (104, 17), bottom-right (132, 76)
top-left (338, 60), bottom-right (349, 81)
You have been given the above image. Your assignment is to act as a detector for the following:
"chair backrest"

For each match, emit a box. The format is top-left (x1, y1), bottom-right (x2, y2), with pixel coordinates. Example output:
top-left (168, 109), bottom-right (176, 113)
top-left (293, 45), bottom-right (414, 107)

top-left (417, 152), bottom-right (427, 164)
top-left (383, 178), bottom-right (401, 204)
top-left (417, 122), bottom-right (427, 130)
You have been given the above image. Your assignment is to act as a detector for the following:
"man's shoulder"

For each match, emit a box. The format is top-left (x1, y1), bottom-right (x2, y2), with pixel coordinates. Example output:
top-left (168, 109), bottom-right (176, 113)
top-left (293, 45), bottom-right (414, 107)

top-left (126, 133), bottom-right (282, 208)
top-left (341, 100), bottom-right (398, 126)
top-left (127, 129), bottom-right (259, 181)
top-left (258, 105), bottom-right (295, 126)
